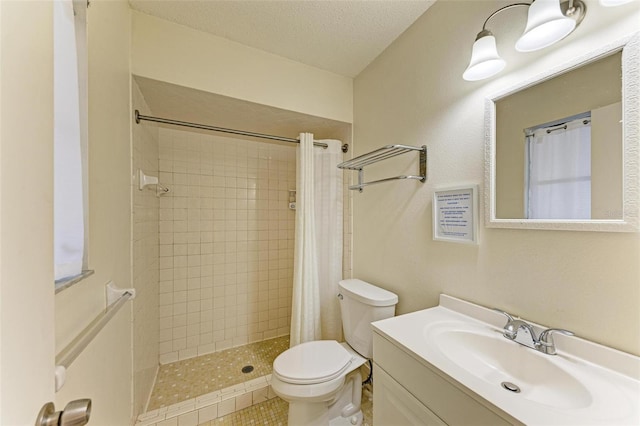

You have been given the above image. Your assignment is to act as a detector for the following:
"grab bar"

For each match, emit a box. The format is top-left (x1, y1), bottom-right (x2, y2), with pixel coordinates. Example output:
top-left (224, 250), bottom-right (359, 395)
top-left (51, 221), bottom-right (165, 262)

top-left (55, 282), bottom-right (135, 391)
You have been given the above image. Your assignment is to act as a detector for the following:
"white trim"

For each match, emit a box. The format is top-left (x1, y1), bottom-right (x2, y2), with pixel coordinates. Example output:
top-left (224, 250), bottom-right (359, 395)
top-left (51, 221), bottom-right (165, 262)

top-left (484, 33), bottom-right (640, 232)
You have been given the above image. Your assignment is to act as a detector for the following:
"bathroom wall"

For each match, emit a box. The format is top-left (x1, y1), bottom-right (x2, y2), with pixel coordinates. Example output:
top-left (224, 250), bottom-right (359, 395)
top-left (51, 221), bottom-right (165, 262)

top-left (131, 11), bottom-right (353, 123)
top-left (353, 0), bottom-right (640, 355)
top-left (54, 1), bottom-right (134, 424)
top-left (132, 81), bottom-right (160, 416)
top-left (0, 2), bottom-right (56, 423)
top-left (157, 128), bottom-right (296, 362)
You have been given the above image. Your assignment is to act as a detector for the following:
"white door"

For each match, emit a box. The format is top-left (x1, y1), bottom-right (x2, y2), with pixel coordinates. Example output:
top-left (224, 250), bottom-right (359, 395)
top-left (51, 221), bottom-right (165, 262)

top-left (1, 1), bottom-right (57, 424)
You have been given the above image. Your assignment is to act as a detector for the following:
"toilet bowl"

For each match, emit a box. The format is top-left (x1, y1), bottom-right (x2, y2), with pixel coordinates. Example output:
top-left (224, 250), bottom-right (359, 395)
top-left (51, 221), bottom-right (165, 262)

top-left (271, 279), bottom-right (398, 426)
top-left (272, 340), bottom-right (367, 398)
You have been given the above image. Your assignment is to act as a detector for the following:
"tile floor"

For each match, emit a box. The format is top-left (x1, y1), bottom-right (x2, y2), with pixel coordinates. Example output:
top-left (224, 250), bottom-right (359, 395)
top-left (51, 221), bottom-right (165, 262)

top-left (141, 335), bottom-right (374, 425)
top-left (148, 336), bottom-right (290, 410)
top-left (201, 383), bottom-right (374, 426)
top-left (204, 397), bottom-right (288, 425)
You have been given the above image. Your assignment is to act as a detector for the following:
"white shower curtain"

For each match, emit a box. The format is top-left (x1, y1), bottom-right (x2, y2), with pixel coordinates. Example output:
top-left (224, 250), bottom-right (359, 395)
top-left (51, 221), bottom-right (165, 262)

top-left (527, 118), bottom-right (591, 219)
top-left (314, 140), bottom-right (344, 342)
top-left (291, 133), bottom-right (322, 346)
top-left (290, 135), bottom-right (344, 346)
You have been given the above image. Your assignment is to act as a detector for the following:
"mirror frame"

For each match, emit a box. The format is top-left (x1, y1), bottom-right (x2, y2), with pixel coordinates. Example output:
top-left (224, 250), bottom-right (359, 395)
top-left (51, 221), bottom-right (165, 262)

top-left (485, 33), bottom-right (639, 232)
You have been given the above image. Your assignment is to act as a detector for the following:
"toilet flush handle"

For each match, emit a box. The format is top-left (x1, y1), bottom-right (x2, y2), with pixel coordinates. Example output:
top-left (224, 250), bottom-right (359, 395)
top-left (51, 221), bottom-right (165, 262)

top-left (337, 293), bottom-right (343, 300)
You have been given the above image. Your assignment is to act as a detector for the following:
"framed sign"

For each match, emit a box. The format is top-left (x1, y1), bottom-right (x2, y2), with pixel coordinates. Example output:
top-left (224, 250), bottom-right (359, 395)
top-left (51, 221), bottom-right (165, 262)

top-left (433, 185), bottom-right (479, 244)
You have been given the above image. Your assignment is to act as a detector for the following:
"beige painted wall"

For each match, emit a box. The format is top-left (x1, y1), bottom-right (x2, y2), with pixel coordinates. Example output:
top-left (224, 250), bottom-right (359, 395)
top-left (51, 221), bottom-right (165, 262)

top-left (495, 52), bottom-right (622, 219)
top-left (0, 1), bottom-right (56, 423)
top-left (592, 101), bottom-right (623, 219)
top-left (353, 0), bottom-right (640, 355)
top-left (131, 11), bottom-right (353, 123)
top-left (54, 1), bottom-right (133, 424)
top-left (132, 81), bottom-right (160, 417)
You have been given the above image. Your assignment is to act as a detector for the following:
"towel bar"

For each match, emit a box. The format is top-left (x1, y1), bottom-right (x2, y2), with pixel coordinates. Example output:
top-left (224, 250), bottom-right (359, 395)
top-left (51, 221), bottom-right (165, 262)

top-left (338, 144), bottom-right (427, 192)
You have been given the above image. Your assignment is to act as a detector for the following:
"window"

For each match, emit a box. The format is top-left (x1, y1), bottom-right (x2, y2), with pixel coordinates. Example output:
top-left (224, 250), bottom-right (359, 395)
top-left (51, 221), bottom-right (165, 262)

top-left (525, 113), bottom-right (592, 219)
top-left (54, 0), bottom-right (89, 286)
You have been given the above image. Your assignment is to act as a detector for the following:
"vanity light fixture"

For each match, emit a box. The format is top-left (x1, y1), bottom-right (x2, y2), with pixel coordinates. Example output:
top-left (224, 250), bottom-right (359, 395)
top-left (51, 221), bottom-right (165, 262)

top-left (462, 30), bottom-right (506, 81)
top-left (463, 0), bottom-right (587, 81)
top-left (516, 0), bottom-right (581, 52)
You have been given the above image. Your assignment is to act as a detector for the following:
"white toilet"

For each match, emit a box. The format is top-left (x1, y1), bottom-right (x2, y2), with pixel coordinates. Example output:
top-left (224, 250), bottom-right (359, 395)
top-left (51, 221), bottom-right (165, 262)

top-left (271, 279), bottom-right (398, 426)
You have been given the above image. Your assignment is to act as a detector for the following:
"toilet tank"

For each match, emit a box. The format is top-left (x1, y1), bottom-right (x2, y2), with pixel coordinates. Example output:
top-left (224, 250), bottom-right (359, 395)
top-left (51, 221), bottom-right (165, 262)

top-left (338, 279), bottom-right (398, 358)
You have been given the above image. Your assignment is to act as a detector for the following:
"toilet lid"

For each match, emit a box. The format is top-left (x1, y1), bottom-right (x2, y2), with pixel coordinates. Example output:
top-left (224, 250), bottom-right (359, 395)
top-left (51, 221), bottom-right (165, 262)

top-left (273, 340), bottom-right (353, 385)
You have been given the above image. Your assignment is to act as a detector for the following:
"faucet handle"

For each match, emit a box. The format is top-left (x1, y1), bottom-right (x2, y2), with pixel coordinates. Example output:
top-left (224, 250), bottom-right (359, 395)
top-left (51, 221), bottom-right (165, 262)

top-left (492, 309), bottom-right (517, 338)
top-left (538, 328), bottom-right (575, 355)
top-left (492, 308), bottom-right (515, 323)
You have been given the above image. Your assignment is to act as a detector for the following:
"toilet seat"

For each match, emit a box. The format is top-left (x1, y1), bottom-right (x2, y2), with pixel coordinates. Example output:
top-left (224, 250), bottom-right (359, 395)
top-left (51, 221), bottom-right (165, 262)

top-left (273, 340), bottom-right (353, 385)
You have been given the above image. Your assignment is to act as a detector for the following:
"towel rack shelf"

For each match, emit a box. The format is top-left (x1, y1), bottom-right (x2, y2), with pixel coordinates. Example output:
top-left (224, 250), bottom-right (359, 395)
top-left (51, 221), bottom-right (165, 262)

top-left (338, 144), bottom-right (427, 192)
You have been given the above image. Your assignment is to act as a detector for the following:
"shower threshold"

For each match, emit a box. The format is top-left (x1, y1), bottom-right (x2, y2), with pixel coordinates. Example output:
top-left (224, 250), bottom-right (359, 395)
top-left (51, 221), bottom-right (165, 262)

top-left (136, 335), bottom-right (289, 426)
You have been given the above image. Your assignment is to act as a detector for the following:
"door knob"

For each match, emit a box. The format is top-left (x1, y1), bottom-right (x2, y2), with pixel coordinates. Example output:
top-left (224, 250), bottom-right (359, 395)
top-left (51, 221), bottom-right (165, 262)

top-left (36, 399), bottom-right (91, 426)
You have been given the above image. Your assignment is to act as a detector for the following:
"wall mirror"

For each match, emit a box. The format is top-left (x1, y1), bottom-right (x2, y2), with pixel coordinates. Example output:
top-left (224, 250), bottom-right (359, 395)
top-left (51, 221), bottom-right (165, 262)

top-left (485, 34), bottom-right (639, 232)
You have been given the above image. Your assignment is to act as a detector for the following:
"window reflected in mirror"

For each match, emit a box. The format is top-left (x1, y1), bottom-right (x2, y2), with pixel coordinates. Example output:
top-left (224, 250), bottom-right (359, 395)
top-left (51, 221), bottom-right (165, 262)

top-left (525, 112), bottom-right (592, 219)
top-left (495, 51), bottom-right (622, 220)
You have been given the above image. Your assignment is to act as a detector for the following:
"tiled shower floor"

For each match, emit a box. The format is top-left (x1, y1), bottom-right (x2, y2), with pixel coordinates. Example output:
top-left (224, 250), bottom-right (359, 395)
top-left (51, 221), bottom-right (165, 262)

top-left (141, 335), bottom-right (373, 425)
top-left (149, 336), bottom-right (290, 410)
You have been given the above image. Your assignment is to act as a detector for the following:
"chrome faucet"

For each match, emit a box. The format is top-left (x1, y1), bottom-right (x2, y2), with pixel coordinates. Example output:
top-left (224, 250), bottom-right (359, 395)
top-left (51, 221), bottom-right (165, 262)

top-left (492, 309), bottom-right (574, 355)
top-left (538, 328), bottom-right (575, 355)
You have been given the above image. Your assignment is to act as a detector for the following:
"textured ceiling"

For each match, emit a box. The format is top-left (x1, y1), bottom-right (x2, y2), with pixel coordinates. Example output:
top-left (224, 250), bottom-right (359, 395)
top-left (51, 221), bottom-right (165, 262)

top-left (129, 0), bottom-right (435, 77)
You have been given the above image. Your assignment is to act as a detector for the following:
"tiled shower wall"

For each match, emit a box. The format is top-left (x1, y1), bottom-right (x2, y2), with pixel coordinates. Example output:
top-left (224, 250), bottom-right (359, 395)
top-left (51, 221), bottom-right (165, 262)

top-left (132, 82), bottom-right (160, 416)
top-left (157, 128), bottom-right (296, 362)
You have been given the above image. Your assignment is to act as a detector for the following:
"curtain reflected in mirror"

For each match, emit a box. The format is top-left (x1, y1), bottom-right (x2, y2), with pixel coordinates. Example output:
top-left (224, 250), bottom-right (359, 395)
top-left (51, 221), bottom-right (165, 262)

top-left (525, 113), bottom-right (592, 219)
top-left (495, 52), bottom-right (622, 220)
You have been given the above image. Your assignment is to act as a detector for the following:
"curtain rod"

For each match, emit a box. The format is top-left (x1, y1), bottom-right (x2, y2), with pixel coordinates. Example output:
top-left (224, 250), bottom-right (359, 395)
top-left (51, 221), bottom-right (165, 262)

top-left (134, 110), bottom-right (349, 151)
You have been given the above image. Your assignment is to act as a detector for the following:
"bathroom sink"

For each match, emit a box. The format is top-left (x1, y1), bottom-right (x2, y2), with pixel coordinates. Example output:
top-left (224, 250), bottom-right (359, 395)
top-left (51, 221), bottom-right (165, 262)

top-left (371, 295), bottom-right (640, 425)
top-left (425, 322), bottom-right (592, 409)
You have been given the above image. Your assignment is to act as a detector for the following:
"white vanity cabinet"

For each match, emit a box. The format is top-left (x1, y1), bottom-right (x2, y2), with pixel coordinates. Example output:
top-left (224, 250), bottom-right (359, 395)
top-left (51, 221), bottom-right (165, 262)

top-left (372, 331), bottom-right (522, 426)
top-left (371, 295), bottom-right (640, 425)
top-left (373, 364), bottom-right (446, 425)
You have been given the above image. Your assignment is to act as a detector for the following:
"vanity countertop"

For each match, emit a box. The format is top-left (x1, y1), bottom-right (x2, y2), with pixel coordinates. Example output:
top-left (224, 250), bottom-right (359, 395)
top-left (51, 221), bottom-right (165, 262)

top-left (372, 294), bottom-right (640, 425)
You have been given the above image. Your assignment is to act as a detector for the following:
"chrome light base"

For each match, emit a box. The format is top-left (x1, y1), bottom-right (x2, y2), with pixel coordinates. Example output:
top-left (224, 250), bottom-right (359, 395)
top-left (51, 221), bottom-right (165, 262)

top-left (562, 0), bottom-right (587, 27)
